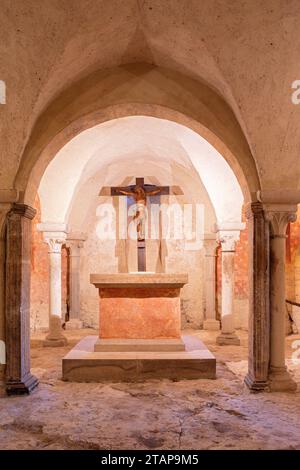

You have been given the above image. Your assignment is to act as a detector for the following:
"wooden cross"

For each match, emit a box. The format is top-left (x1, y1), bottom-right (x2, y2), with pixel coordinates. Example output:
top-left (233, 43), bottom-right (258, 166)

top-left (109, 177), bottom-right (179, 197)
top-left (100, 177), bottom-right (183, 271)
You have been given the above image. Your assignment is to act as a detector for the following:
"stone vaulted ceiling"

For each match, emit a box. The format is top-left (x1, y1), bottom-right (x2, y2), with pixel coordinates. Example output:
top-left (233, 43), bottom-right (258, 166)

top-left (1, 0), bottom-right (300, 192)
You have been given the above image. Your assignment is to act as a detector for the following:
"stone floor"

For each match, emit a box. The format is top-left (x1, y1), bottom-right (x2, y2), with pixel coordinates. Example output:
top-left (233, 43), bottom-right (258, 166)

top-left (1, 329), bottom-right (300, 450)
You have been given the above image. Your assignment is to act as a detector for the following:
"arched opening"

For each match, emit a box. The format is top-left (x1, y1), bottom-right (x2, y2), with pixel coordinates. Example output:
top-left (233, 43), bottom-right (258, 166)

top-left (5, 64), bottom-right (272, 395)
top-left (3, 2), bottom-right (300, 450)
top-left (30, 116), bottom-right (247, 337)
top-left (24, 110), bottom-right (253, 387)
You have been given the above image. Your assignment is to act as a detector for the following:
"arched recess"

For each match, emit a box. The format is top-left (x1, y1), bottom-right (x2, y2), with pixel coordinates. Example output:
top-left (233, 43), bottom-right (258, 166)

top-left (5, 63), bottom-right (265, 395)
top-left (12, 63), bottom-right (260, 205)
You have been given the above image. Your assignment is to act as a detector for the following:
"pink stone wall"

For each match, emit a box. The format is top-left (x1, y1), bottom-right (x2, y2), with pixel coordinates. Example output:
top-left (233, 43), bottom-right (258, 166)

top-left (234, 207), bottom-right (249, 300)
top-left (286, 205), bottom-right (300, 301)
top-left (30, 195), bottom-right (49, 330)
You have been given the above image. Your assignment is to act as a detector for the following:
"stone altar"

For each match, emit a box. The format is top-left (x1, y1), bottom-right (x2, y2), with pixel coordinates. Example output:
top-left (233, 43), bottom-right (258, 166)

top-left (62, 272), bottom-right (216, 382)
top-left (91, 273), bottom-right (186, 351)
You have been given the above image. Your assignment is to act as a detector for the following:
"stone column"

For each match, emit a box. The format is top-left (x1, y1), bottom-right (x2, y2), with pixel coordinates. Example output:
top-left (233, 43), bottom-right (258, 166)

top-left (266, 205), bottom-right (297, 391)
top-left (0, 203), bottom-right (10, 387)
top-left (216, 227), bottom-right (243, 345)
top-left (203, 234), bottom-right (220, 330)
top-left (65, 234), bottom-right (86, 329)
top-left (43, 234), bottom-right (68, 347)
top-left (244, 202), bottom-right (270, 391)
top-left (5, 204), bottom-right (39, 394)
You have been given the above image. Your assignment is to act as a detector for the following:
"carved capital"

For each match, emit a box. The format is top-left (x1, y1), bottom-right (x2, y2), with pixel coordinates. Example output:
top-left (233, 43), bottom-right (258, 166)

top-left (0, 203), bottom-right (11, 236)
top-left (40, 228), bottom-right (67, 253)
top-left (215, 223), bottom-right (244, 253)
top-left (44, 237), bottom-right (65, 254)
top-left (66, 232), bottom-right (86, 256)
top-left (266, 210), bottom-right (297, 238)
top-left (66, 240), bottom-right (84, 256)
top-left (9, 203), bottom-right (36, 220)
top-left (217, 231), bottom-right (240, 252)
top-left (245, 202), bottom-right (264, 221)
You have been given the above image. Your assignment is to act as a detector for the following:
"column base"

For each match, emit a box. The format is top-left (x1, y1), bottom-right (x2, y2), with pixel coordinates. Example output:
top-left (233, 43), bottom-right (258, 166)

top-left (43, 336), bottom-right (68, 347)
top-left (216, 332), bottom-right (240, 346)
top-left (6, 373), bottom-right (39, 396)
top-left (43, 315), bottom-right (68, 347)
top-left (244, 373), bottom-right (269, 392)
top-left (65, 319), bottom-right (83, 330)
top-left (203, 319), bottom-right (220, 331)
top-left (268, 366), bottom-right (297, 392)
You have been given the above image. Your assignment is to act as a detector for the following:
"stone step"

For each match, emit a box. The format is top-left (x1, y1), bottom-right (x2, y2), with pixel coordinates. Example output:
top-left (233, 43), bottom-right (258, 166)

top-left (62, 335), bottom-right (216, 382)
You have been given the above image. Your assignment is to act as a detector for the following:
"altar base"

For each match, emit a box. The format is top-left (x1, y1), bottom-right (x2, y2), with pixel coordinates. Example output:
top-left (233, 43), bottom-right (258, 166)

top-left (62, 334), bottom-right (216, 382)
top-left (62, 273), bottom-right (216, 382)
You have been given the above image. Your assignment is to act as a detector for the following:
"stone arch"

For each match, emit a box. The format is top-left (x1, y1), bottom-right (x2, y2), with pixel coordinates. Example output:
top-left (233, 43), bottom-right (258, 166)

top-left (5, 63), bottom-right (265, 394)
top-left (13, 64), bottom-right (260, 205)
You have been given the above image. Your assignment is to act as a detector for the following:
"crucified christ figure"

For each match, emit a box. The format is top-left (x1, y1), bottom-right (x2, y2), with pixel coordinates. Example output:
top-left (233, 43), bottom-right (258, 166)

top-left (119, 182), bottom-right (161, 241)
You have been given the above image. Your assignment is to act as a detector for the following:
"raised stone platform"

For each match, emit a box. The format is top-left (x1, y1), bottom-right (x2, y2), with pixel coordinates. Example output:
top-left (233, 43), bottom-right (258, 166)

top-left (62, 335), bottom-right (216, 382)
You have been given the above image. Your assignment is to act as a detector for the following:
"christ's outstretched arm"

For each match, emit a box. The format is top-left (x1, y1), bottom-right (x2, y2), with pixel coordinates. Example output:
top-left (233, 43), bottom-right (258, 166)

top-left (147, 188), bottom-right (161, 196)
top-left (118, 188), bottom-right (135, 196)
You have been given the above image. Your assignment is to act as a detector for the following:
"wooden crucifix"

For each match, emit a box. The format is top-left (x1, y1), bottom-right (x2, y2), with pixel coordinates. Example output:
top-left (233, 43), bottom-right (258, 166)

top-left (100, 177), bottom-right (182, 272)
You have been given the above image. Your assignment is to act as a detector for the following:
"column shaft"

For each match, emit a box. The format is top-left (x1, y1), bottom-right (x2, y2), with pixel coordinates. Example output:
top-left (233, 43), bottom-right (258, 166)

top-left (5, 204), bottom-right (38, 395)
top-left (65, 238), bottom-right (85, 329)
top-left (0, 204), bottom-right (10, 386)
top-left (267, 207), bottom-right (297, 391)
top-left (69, 252), bottom-right (81, 320)
top-left (244, 202), bottom-right (270, 391)
top-left (270, 236), bottom-right (286, 369)
top-left (203, 238), bottom-right (219, 330)
top-left (43, 237), bottom-right (67, 347)
top-left (216, 233), bottom-right (240, 346)
top-left (50, 250), bottom-right (62, 317)
top-left (220, 251), bottom-right (235, 334)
